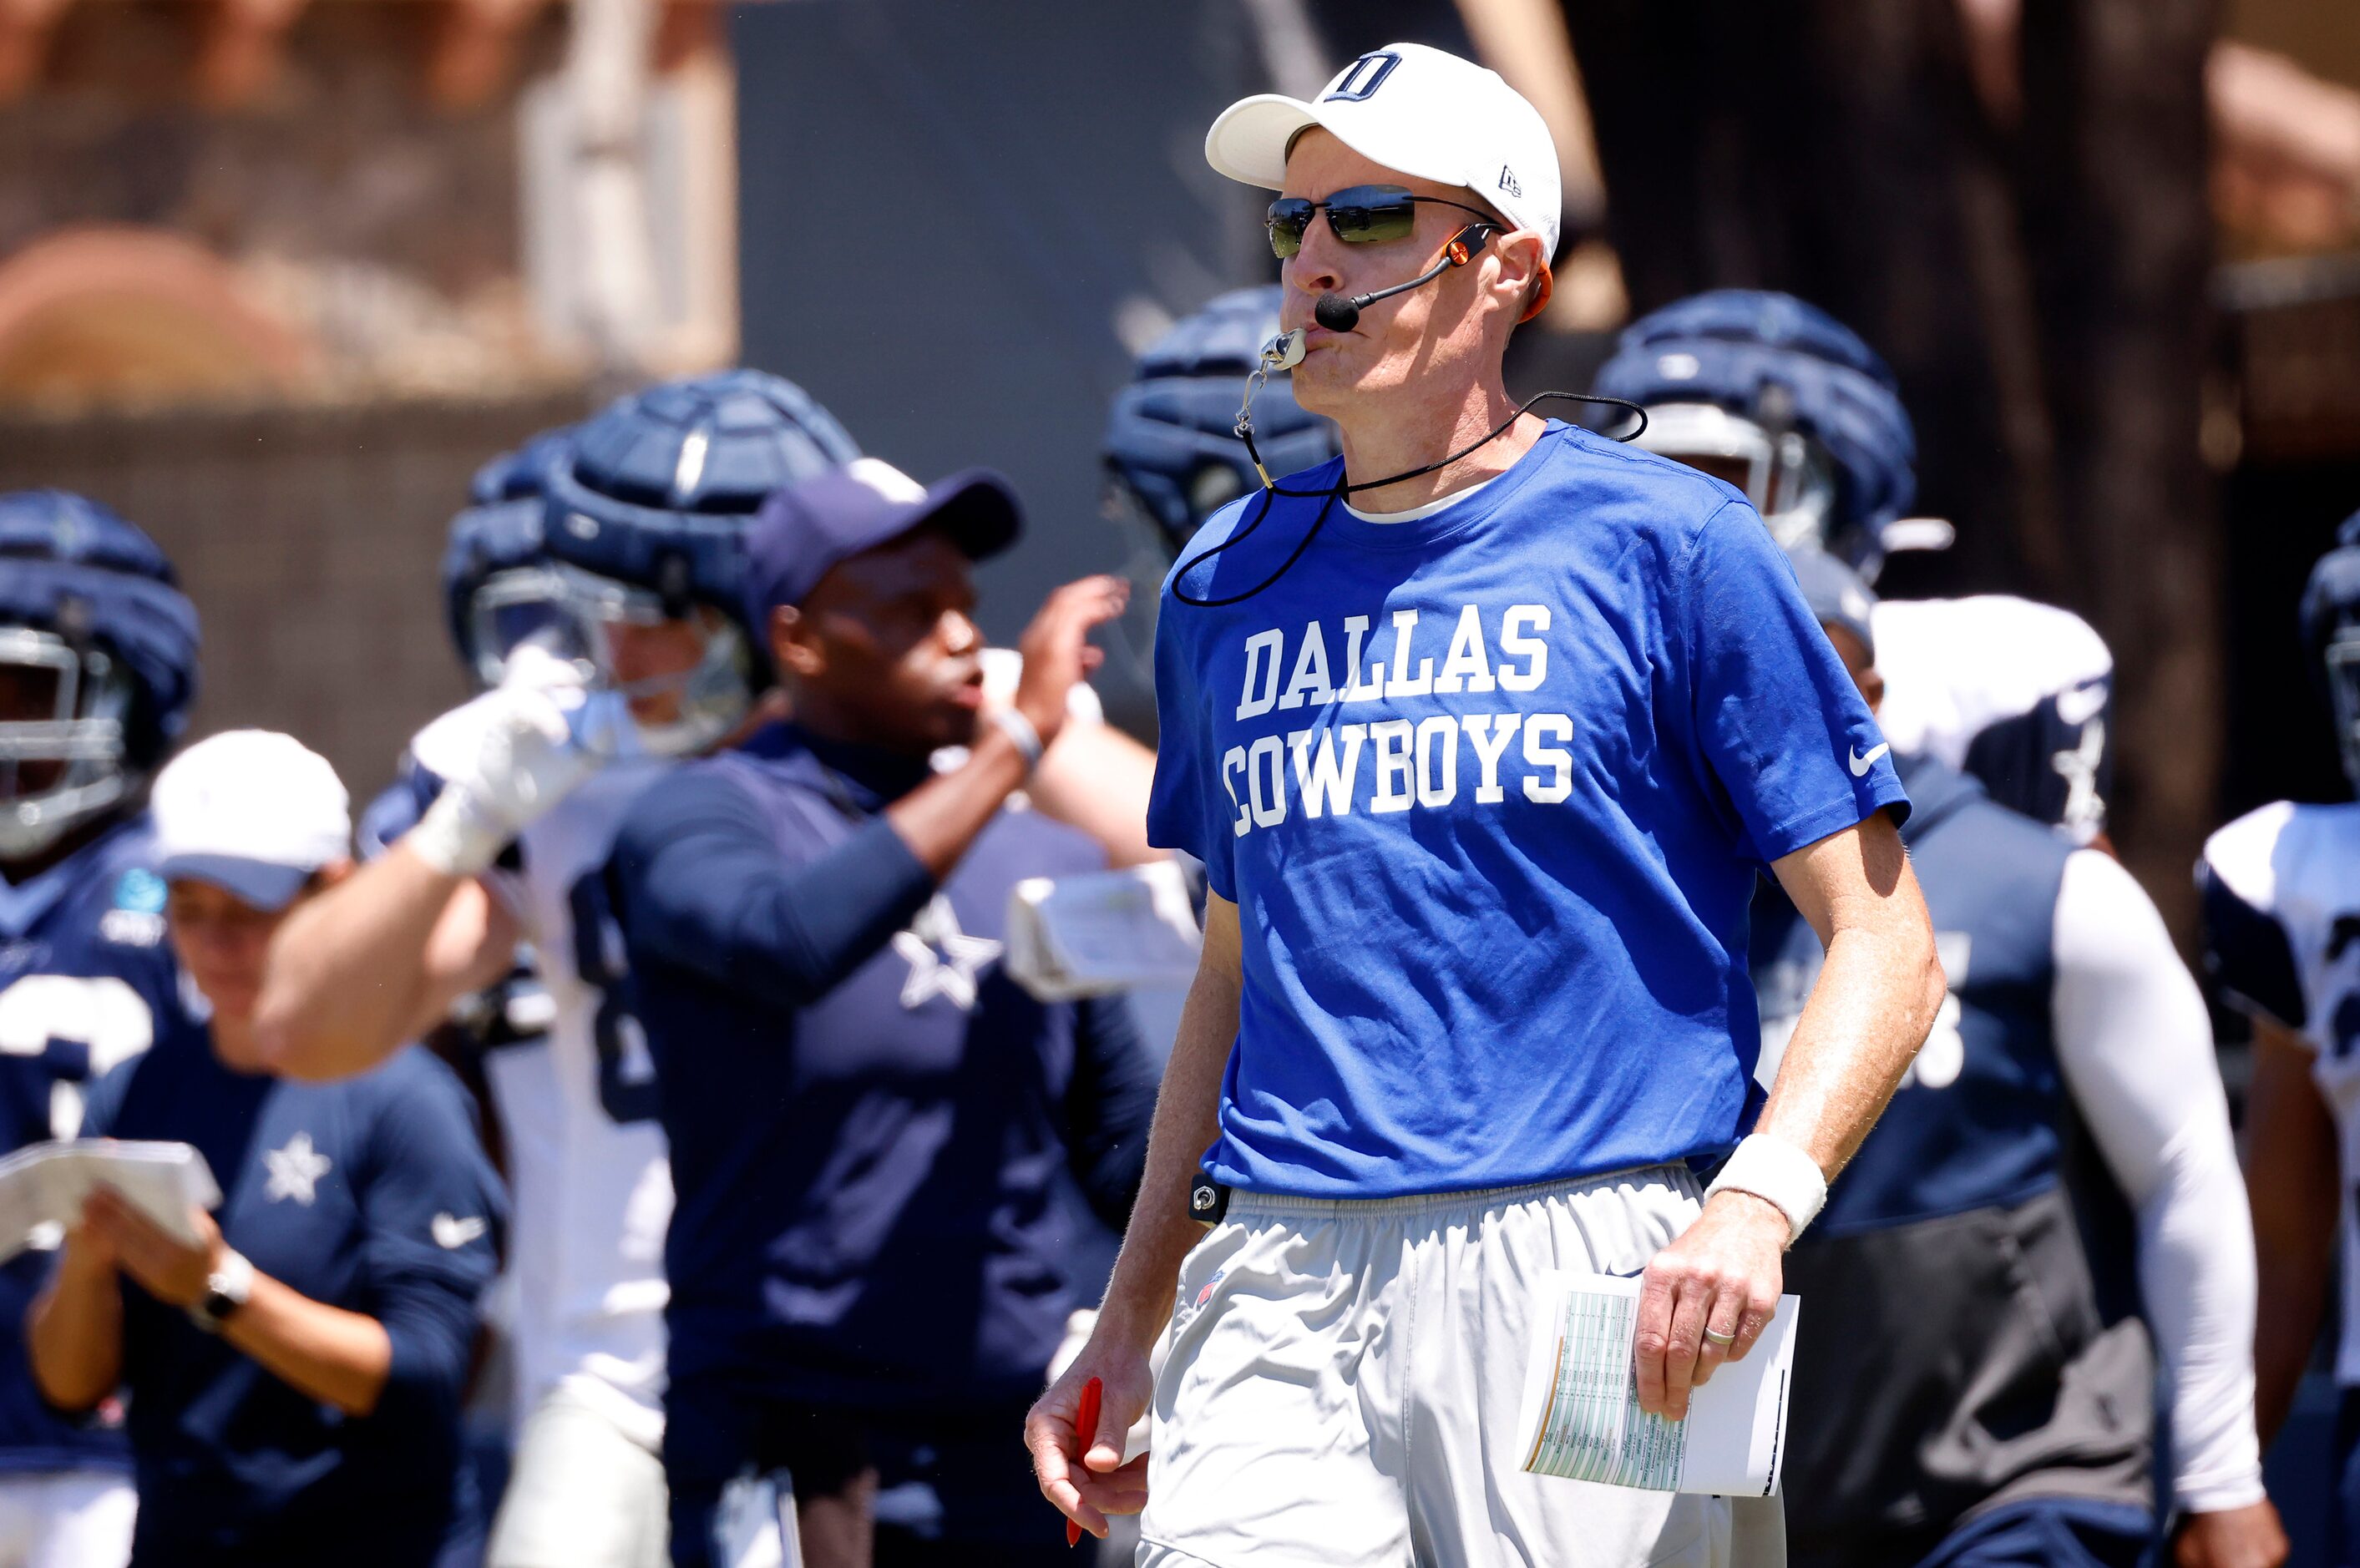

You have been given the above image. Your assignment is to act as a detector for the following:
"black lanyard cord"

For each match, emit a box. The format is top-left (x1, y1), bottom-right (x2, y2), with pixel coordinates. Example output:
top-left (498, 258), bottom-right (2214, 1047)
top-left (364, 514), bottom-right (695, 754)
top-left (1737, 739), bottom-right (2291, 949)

top-left (1172, 389), bottom-right (1649, 610)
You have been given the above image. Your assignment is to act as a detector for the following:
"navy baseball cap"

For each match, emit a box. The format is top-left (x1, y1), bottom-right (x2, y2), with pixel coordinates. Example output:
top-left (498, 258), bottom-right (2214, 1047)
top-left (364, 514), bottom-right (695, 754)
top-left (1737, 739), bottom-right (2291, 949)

top-left (742, 458), bottom-right (1021, 631)
top-left (1784, 544), bottom-right (1877, 663)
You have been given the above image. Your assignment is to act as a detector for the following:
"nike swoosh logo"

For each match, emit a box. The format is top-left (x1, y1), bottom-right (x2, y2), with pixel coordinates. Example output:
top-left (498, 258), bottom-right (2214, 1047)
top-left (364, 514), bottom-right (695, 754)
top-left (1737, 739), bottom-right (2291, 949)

top-left (1849, 743), bottom-right (1892, 777)
top-left (432, 1213), bottom-right (487, 1250)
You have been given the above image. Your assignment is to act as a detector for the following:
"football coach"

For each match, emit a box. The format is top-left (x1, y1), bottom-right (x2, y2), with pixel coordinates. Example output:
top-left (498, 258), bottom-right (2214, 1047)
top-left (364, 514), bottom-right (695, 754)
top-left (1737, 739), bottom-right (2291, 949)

top-left (1026, 42), bottom-right (1943, 1568)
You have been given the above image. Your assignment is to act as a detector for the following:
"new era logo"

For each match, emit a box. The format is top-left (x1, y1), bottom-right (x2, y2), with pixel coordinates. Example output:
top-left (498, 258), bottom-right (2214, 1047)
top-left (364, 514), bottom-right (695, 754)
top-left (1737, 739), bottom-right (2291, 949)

top-left (1499, 165), bottom-right (1522, 199)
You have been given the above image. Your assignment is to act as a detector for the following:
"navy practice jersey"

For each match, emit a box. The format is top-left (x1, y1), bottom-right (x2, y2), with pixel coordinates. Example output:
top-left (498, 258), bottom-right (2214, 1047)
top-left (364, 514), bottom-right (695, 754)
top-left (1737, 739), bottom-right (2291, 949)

top-left (80, 1030), bottom-right (504, 1567)
top-left (1751, 755), bottom-right (2150, 1564)
top-left (0, 812), bottom-right (189, 1474)
top-left (2203, 800), bottom-right (2360, 1386)
top-left (604, 724), bottom-right (1159, 1413)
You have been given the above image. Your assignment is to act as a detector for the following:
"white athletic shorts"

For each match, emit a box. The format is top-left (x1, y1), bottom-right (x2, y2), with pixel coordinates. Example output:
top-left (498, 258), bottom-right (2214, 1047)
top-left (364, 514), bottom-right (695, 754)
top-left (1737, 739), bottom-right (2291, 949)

top-left (488, 1379), bottom-right (670, 1568)
top-left (0, 1469), bottom-right (134, 1568)
top-left (1137, 1164), bottom-right (1781, 1568)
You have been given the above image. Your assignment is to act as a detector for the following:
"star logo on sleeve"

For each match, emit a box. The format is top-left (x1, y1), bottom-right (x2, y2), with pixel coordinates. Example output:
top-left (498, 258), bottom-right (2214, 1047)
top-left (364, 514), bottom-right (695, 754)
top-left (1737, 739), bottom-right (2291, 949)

top-left (263, 1131), bottom-right (332, 1206)
top-left (890, 894), bottom-right (1002, 1013)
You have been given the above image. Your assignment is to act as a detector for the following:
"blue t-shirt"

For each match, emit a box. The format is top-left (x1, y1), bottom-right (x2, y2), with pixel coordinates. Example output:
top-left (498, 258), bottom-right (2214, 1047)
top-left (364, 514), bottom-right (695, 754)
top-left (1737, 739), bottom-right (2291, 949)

top-left (1148, 422), bottom-right (1907, 1197)
top-left (81, 1031), bottom-right (504, 1566)
top-left (0, 812), bottom-right (190, 1474)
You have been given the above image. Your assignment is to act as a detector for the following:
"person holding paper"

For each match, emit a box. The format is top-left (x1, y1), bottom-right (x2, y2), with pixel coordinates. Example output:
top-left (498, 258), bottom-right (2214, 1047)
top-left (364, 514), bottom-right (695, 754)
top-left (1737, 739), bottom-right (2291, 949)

top-left (26, 731), bottom-right (504, 1568)
top-left (1753, 553), bottom-right (2282, 1568)
top-left (1026, 41), bottom-right (1943, 1568)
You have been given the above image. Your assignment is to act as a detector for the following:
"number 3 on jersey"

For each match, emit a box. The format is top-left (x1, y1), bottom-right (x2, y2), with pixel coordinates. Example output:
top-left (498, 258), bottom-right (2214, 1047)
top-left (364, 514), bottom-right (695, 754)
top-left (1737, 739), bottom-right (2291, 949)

top-left (566, 869), bottom-right (661, 1125)
top-left (0, 974), bottom-right (155, 1140)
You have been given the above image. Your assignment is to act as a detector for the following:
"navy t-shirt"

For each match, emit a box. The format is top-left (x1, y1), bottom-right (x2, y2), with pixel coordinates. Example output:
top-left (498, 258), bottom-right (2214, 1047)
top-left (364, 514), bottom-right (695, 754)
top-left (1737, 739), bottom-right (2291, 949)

top-left (0, 812), bottom-right (189, 1474)
top-left (605, 726), bottom-right (1159, 1412)
top-left (1149, 423), bottom-right (1908, 1196)
top-left (80, 1029), bottom-right (504, 1566)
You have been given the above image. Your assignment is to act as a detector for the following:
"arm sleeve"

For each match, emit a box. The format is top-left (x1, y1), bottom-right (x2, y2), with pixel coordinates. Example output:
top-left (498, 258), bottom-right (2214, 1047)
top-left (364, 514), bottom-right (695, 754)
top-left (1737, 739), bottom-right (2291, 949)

top-left (357, 1062), bottom-right (505, 1427)
top-left (1680, 505), bottom-right (1910, 862)
top-left (2050, 848), bottom-right (2266, 1513)
top-left (1062, 994), bottom-right (1161, 1229)
top-left (609, 769), bottom-right (938, 1012)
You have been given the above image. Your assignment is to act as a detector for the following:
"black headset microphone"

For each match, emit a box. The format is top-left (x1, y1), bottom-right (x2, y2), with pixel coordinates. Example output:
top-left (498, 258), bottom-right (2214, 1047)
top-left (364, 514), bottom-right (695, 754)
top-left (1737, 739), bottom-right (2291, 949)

top-left (1310, 223), bottom-right (1492, 333)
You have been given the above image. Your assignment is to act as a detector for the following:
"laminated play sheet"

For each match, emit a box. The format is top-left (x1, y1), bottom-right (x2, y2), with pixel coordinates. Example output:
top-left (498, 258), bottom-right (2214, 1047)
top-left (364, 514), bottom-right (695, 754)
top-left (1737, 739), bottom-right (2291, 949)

top-left (1006, 861), bottom-right (1203, 1001)
top-left (1512, 1271), bottom-right (1800, 1497)
top-left (0, 1140), bottom-right (220, 1257)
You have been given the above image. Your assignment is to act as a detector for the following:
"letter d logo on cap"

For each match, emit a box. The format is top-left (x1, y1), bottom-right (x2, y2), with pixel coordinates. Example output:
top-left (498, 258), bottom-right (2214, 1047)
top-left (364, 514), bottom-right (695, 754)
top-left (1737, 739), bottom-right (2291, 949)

top-left (1325, 50), bottom-right (1401, 103)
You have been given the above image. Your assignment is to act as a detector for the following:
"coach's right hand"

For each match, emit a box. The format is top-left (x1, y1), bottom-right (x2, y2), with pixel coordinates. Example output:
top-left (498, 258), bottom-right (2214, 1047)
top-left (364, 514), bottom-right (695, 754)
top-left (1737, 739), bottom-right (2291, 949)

top-left (1026, 1335), bottom-right (1152, 1541)
top-left (1011, 574), bottom-right (1128, 753)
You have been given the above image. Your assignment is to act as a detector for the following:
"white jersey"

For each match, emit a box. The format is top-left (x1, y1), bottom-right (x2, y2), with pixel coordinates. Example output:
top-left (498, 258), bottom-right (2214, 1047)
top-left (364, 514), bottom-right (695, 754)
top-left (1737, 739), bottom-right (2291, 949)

top-left (2203, 799), bottom-right (2360, 1386)
top-left (1872, 594), bottom-right (2114, 842)
top-left (484, 756), bottom-right (677, 1451)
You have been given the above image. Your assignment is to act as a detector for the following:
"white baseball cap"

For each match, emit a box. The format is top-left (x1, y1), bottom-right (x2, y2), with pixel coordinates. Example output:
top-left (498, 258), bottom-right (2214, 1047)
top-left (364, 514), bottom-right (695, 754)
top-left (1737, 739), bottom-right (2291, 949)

top-left (151, 731), bottom-right (352, 913)
top-left (1205, 43), bottom-right (1562, 263)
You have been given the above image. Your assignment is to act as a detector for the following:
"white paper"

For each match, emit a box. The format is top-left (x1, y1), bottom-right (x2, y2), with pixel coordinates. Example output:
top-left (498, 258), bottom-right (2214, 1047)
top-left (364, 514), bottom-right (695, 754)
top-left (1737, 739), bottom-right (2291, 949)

top-left (1005, 862), bottom-right (1203, 1001)
top-left (0, 1140), bottom-right (222, 1259)
top-left (1512, 1271), bottom-right (1799, 1497)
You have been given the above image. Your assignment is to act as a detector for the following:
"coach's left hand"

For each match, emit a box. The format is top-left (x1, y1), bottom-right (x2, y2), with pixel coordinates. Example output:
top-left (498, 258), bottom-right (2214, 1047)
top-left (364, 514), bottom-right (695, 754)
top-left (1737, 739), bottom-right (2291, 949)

top-left (1634, 1189), bottom-right (1785, 1420)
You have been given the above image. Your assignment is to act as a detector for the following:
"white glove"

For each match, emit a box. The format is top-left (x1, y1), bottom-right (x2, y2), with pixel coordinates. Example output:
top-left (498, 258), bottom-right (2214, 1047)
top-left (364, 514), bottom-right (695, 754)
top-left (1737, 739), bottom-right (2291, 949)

top-left (405, 646), bottom-right (609, 877)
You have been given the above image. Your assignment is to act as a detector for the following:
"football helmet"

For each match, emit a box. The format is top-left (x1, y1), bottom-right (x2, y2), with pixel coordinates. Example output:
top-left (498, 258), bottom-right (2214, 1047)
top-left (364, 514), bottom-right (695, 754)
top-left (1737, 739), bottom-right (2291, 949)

top-left (541, 371), bottom-right (858, 755)
top-left (443, 426), bottom-right (578, 690)
top-left (0, 491), bottom-right (200, 860)
top-left (2302, 515), bottom-right (2360, 792)
top-left (1593, 291), bottom-right (1919, 578)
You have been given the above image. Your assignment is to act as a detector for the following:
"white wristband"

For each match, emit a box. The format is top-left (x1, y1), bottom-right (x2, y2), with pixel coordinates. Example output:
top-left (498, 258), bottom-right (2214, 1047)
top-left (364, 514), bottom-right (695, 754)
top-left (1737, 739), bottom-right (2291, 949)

top-left (1703, 1134), bottom-right (1828, 1246)
top-left (989, 706), bottom-right (1044, 769)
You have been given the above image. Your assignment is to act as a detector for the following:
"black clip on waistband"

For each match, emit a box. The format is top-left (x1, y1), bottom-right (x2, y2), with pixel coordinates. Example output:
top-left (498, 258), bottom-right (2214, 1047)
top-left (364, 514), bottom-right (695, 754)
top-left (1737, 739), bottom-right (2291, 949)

top-left (1188, 1174), bottom-right (1230, 1226)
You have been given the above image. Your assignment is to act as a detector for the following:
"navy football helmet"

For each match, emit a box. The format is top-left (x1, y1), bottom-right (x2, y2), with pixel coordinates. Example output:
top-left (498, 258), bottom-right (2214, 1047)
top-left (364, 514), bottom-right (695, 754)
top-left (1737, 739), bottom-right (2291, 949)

top-left (2302, 513), bottom-right (2360, 792)
top-left (541, 370), bottom-right (858, 755)
top-left (442, 426), bottom-right (575, 690)
top-left (1593, 291), bottom-right (1920, 578)
top-left (0, 491), bottom-right (200, 860)
top-left (1104, 286), bottom-right (1340, 560)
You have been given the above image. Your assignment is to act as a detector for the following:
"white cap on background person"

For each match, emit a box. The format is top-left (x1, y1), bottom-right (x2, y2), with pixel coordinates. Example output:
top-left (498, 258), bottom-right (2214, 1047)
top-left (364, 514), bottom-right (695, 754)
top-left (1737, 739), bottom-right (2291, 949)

top-left (151, 730), bottom-right (351, 911)
top-left (1204, 41), bottom-right (1564, 262)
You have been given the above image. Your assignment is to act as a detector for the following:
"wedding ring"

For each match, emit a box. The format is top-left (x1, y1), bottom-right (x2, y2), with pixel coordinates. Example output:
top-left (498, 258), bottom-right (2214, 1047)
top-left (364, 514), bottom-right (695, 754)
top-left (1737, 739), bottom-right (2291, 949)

top-left (1701, 1325), bottom-right (1738, 1348)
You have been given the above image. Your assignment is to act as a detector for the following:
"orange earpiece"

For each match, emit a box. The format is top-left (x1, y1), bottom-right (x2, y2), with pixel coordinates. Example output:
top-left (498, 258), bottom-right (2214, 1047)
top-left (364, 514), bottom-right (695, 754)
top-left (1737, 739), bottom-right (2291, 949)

top-left (1518, 264), bottom-right (1555, 324)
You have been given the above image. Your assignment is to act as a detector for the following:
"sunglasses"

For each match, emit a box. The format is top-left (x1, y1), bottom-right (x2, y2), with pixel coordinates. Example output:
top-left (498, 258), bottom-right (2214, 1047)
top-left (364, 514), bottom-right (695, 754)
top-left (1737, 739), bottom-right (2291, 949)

top-left (1264, 185), bottom-right (1498, 259)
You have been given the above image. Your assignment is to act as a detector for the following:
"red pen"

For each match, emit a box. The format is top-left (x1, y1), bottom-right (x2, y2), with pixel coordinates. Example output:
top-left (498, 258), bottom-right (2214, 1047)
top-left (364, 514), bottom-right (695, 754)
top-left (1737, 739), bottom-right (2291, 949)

top-left (1067, 1376), bottom-right (1104, 1547)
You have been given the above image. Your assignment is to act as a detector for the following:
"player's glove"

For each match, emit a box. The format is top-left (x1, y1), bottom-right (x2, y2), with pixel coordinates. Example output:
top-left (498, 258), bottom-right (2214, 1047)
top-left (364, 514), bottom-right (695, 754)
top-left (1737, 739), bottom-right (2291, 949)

top-left (405, 645), bottom-right (612, 877)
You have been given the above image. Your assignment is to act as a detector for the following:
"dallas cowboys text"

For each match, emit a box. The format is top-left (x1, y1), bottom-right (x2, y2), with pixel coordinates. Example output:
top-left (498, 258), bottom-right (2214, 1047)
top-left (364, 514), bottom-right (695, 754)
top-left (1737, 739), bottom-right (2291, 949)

top-left (1216, 602), bottom-right (1575, 837)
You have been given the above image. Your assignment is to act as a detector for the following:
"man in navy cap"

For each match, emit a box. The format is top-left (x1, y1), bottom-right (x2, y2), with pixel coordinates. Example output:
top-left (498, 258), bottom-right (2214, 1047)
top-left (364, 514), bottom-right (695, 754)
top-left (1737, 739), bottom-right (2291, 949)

top-left (601, 459), bottom-right (1160, 1568)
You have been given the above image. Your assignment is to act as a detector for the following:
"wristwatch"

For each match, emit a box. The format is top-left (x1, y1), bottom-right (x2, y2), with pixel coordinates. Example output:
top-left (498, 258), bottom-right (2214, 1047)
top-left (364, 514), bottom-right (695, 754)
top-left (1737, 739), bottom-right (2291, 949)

top-left (187, 1249), bottom-right (254, 1333)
